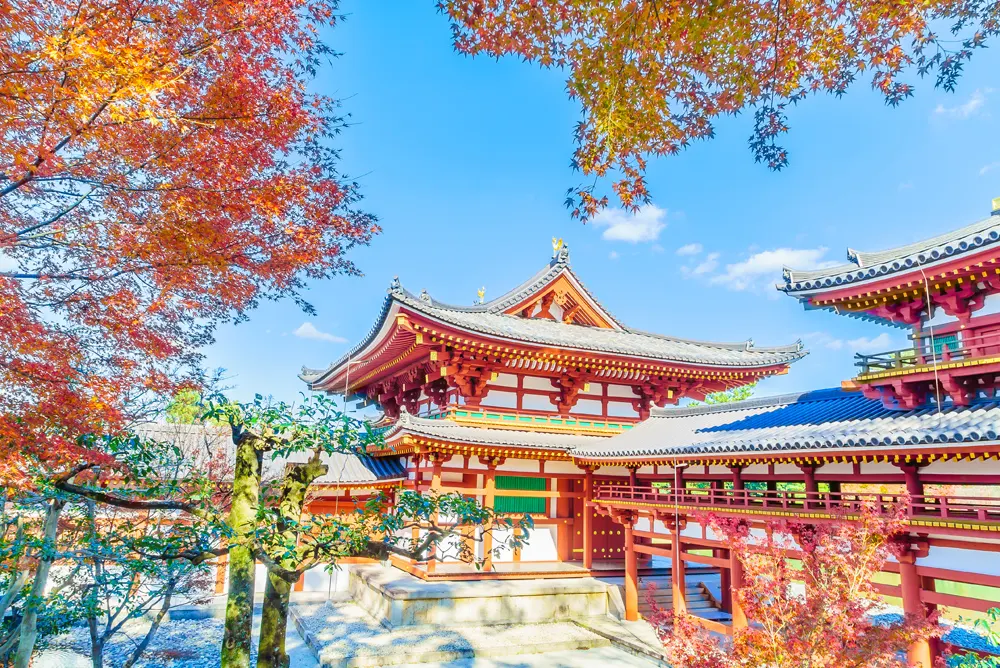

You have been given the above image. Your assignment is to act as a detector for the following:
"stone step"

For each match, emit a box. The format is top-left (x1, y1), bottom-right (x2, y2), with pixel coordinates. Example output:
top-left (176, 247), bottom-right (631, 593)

top-left (292, 601), bottom-right (612, 668)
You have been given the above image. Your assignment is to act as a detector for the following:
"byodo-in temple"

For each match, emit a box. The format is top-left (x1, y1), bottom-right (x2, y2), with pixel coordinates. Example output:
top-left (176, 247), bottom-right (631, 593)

top-left (298, 210), bottom-right (1000, 667)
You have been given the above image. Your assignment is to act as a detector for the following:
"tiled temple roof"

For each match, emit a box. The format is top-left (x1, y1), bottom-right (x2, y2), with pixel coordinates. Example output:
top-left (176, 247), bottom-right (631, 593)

top-left (301, 248), bottom-right (806, 386)
top-left (570, 388), bottom-right (1000, 460)
top-left (779, 216), bottom-right (1000, 294)
top-left (385, 409), bottom-right (600, 452)
top-left (135, 423), bottom-right (403, 486)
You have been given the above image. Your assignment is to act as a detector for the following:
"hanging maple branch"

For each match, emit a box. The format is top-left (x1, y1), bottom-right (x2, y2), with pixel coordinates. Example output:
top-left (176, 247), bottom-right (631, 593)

top-left (440, 0), bottom-right (997, 220)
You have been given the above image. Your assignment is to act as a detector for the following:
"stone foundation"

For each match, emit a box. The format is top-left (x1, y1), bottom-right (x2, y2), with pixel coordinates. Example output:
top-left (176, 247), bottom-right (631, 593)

top-left (348, 564), bottom-right (616, 629)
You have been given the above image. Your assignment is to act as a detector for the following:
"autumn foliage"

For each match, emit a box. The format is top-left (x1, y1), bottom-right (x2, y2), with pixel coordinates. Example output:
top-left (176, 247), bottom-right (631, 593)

top-left (0, 0), bottom-right (377, 483)
top-left (441, 0), bottom-right (998, 218)
top-left (647, 500), bottom-right (940, 667)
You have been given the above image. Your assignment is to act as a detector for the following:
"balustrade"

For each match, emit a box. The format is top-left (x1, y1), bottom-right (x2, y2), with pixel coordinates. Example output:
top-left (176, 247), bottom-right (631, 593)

top-left (593, 484), bottom-right (1000, 523)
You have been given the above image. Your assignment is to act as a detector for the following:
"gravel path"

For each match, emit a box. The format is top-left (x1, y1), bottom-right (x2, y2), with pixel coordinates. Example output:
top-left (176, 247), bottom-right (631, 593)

top-left (35, 612), bottom-right (318, 668)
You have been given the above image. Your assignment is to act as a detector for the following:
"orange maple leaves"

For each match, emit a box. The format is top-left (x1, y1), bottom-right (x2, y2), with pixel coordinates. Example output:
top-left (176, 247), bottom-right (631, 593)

top-left (1, 0), bottom-right (377, 484)
top-left (441, 0), bottom-right (991, 219)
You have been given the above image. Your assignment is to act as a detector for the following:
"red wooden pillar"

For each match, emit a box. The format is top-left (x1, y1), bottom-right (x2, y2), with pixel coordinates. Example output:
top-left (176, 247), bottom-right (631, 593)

top-left (730, 547), bottom-right (747, 630)
top-left (899, 464), bottom-right (924, 499)
top-left (624, 517), bottom-right (639, 621)
top-left (628, 466), bottom-right (638, 488)
top-left (671, 527), bottom-right (687, 614)
top-left (799, 464), bottom-right (817, 509)
top-left (899, 551), bottom-right (937, 667)
top-left (583, 467), bottom-right (594, 569)
top-left (716, 548), bottom-right (732, 612)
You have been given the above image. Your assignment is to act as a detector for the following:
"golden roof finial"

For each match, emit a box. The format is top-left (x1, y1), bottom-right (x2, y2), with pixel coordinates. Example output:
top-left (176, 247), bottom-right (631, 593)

top-left (477, 286), bottom-right (486, 304)
top-left (552, 237), bottom-right (564, 257)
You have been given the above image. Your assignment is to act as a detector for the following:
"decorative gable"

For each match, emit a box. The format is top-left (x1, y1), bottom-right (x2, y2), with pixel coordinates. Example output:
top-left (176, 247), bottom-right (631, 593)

top-left (503, 272), bottom-right (619, 328)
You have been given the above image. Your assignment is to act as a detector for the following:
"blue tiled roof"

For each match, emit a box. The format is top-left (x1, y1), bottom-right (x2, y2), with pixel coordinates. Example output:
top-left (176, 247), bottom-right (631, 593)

top-left (572, 388), bottom-right (1000, 460)
top-left (357, 454), bottom-right (406, 480)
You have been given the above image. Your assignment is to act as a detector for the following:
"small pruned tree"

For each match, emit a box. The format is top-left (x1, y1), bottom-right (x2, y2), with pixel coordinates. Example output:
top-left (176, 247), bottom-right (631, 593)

top-left (56, 394), bottom-right (530, 668)
top-left (647, 499), bottom-right (939, 667)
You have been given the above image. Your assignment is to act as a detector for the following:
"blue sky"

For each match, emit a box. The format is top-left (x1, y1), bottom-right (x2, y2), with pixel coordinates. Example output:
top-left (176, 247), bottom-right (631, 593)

top-left (203, 2), bottom-right (1000, 405)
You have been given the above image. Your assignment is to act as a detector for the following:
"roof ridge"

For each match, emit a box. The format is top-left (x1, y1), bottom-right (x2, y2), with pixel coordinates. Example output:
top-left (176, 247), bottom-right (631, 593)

top-left (780, 216), bottom-right (1000, 293)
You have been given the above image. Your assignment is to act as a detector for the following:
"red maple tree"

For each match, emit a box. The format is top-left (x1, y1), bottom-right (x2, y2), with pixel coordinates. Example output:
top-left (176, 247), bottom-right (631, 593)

top-left (0, 0), bottom-right (378, 483)
top-left (647, 500), bottom-right (940, 667)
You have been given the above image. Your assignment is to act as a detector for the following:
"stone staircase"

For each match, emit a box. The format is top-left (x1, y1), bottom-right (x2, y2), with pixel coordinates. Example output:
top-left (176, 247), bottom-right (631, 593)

top-left (634, 575), bottom-right (733, 625)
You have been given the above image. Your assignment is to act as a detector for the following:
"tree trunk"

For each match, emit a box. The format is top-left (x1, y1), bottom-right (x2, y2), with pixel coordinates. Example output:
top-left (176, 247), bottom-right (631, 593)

top-left (256, 452), bottom-right (325, 668)
top-left (221, 436), bottom-right (263, 668)
top-left (13, 498), bottom-right (64, 668)
top-left (256, 571), bottom-right (292, 668)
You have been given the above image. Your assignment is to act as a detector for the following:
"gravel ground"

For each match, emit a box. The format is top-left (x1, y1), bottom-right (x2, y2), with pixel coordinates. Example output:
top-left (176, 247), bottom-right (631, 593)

top-left (870, 610), bottom-right (1000, 657)
top-left (34, 612), bottom-right (318, 668)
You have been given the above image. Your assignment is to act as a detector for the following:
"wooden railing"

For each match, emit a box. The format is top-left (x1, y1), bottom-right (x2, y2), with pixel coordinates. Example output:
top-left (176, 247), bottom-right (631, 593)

top-left (593, 485), bottom-right (1000, 524)
top-left (855, 330), bottom-right (1000, 376)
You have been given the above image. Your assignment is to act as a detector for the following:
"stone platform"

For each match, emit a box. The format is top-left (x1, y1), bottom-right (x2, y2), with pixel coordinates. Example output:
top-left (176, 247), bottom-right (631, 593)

top-left (348, 564), bottom-right (619, 629)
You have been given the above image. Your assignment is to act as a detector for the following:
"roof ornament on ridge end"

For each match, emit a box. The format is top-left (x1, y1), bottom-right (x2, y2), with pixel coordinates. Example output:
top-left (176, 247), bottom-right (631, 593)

top-left (388, 276), bottom-right (402, 295)
top-left (551, 237), bottom-right (570, 266)
top-left (846, 248), bottom-right (862, 266)
top-left (419, 289), bottom-right (431, 303)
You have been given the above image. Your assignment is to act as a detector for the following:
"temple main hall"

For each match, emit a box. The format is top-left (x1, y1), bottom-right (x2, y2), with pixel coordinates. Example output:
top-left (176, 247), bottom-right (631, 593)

top-left (298, 211), bottom-right (1000, 667)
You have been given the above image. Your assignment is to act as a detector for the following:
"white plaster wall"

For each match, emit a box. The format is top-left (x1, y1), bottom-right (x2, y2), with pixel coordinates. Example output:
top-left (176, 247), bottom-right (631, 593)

top-left (522, 394), bottom-right (553, 412)
top-left (917, 546), bottom-right (1000, 577)
top-left (860, 462), bottom-right (904, 475)
top-left (607, 402), bottom-right (640, 418)
top-left (480, 390), bottom-right (517, 409)
top-left (545, 461), bottom-right (584, 474)
top-left (742, 464), bottom-right (769, 476)
top-left (607, 384), bottom-right (636, 398)
top-left (523, 376), bottom-right (554, 391)
top-left (774, 464), bottom-right (803, 475)
top-left (520, 525), bottom-right (558, 561)
top-left (492, 373), bottom-right (518, 388)
top-left (573, 398), bottom-right (603, 415)
top-left (497, 459), bottom-right (545, 473)
top-left (924, 459), bottom-right (1000, 475)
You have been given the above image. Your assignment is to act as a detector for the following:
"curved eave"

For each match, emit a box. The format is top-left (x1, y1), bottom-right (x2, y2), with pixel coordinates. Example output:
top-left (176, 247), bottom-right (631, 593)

top-left (780, 217), bottom-right (1000, 295)
top-left (401, 298), bottom-right (806, 370)
top-left (304, 285), bottom-right (808, 394)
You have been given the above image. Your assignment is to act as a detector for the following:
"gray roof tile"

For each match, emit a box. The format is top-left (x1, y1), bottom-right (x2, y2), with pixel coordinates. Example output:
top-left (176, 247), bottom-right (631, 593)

top-left (780, 216), bottom-right (1000, 294)
top-left (302, 251), bottom-right (806, 385)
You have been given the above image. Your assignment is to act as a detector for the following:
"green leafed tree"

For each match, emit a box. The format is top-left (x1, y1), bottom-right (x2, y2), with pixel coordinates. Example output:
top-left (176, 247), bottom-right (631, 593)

top-left (57, 394), bottom-right (530, 668)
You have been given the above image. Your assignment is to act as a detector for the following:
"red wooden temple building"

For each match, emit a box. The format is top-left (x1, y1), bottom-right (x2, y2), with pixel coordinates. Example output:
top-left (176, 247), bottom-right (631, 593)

top-left (299, 211), bottom-right (1000, 666)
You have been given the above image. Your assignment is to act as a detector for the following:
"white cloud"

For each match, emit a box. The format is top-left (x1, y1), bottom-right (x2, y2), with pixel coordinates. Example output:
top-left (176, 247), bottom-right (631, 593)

top-left (898, 182), bottom-right (913, 191)
top-left (934, 88), bottom-right (992, 120)
top-left (592, 204), bottom-right (667, 243)
top-left (846, 333), bottom-right (893, 352)
top-left (980, 162), bottom-right (1000, 176)
top-left (608, 250), bottom-right (620, 260)
top-left (676, 243), bottom-right (703, 256)
top-left (293, 322), bottom-right (347, 344)
top-left (692, 252), bottom-right (720, 276)
top-left (803, 331), bottom-right (894, 353)
top-left (709, 247), bottom-right (837, 291)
